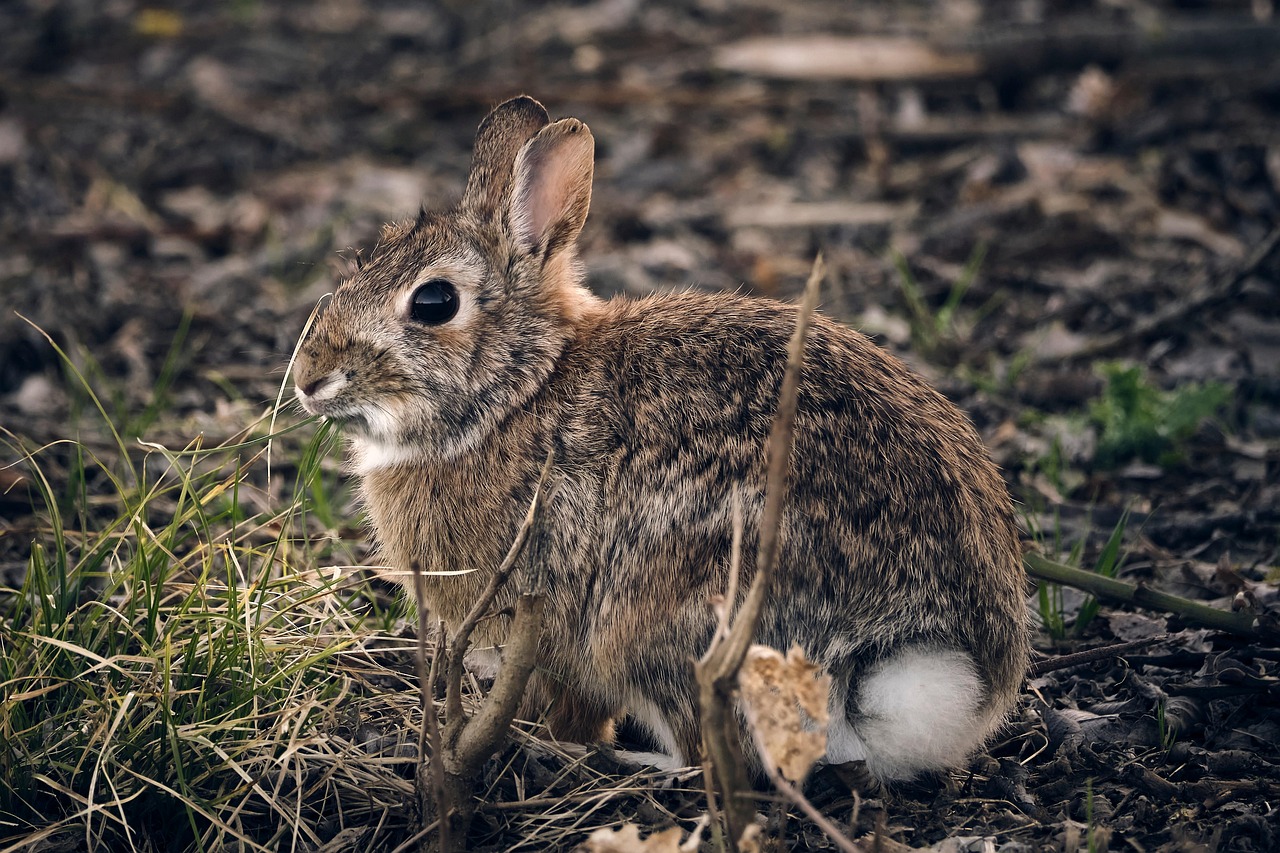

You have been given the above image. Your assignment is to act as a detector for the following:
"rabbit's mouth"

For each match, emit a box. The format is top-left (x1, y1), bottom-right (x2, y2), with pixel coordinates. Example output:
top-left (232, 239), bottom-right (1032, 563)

top-left (312, 408), bottom-right (370, 434)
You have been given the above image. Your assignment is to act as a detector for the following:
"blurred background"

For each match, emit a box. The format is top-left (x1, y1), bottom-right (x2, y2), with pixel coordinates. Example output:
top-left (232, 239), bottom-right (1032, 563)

top-left (2, 2), bottom-right (1279, 848)
top-left (4, 0), bottom-right (1280, 584)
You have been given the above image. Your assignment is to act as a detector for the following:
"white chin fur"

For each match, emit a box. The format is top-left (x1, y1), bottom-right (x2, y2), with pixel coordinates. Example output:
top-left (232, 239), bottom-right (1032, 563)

top-left (350, 435), bottom-right (421, 473)
top-left (826, 647), bottom-right (988, 781)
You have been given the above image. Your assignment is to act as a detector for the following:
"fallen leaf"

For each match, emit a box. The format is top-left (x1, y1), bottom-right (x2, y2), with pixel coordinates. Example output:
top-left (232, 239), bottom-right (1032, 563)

top-left (714, 36), bottom-right (981, 81)
top-left (582, 817), bottom-right (708, 852)
top-left (738, 644), bottom-right (830, 783)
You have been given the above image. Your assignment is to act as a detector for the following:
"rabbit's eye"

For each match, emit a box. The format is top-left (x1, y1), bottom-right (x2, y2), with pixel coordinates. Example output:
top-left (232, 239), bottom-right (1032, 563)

top-left (410, 280), bottom-right (459, 325)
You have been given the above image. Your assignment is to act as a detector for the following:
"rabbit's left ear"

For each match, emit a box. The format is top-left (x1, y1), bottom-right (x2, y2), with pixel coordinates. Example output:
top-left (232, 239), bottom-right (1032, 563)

top-left (463, 96), bottom-right (550, 219)
top-left (508, 118), bottom-right (594, 260)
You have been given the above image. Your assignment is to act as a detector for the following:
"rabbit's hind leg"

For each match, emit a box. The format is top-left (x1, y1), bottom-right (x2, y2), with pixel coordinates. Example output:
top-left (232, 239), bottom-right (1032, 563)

top-left (621, 692), bottom-right (699, 771)
top-left (526, 675), bottom-right (618, 746)
top-left (828, 647), bottom-right (988, 782)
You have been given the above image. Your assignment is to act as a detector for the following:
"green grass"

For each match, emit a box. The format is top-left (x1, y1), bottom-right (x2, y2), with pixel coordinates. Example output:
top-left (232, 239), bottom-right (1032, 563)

top-left (891, 243), bottom-right (989, 360)
top-left (0, 344), bottom-right (421, 850)
top-left (3, 321), bottom-right (708, 851)
top-left (1025, 508), bottom-right (1130, 641)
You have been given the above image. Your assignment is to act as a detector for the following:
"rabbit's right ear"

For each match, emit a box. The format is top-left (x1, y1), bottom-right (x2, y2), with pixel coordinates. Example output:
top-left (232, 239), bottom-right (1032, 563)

top-left (462, 96), bottom-right (551, 218)
top-left (508, 118), bottom-right (594, 260)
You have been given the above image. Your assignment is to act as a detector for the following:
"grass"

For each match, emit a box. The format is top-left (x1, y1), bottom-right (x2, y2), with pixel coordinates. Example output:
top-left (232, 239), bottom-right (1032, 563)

top-left (1025, 507), bottom-right (1131, 641)
top-left (0, 338), bottom-right (703, 851)
top-left (0, 336), bottom-right (430, 850)
top-left (891, 243), bottom-right (989, 360)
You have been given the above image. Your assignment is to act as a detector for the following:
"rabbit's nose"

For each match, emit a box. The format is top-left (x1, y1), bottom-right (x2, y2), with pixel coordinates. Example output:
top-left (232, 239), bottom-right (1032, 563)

top-left (296, 370), bottom-right (347, 403)
top-left (299, 375), bottom-right (329, 397)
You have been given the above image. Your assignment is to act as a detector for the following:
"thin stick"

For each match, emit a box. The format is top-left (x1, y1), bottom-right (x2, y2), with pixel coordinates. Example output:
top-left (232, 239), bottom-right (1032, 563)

top-left (1024, 552), bottom-right (1273, 641)
top-left (422, 624), bottom-right (449, 853)
top-left (761, 765), bottom-right (865, 853)
top-left (696, 254), bottom-right (825, 846)
top-left (452, 522), bottom-right (551, 769)
top-left (410, 564), bottom-right (448, 853)
top-left (1027, 635), bottom-right (1169, 676)
top-left (722, 253), bottom-right (825, 670)
top-left (445, 449), bottom-right (556, 727)
top-left (714, 493), bottom-right (746, 643)
top-left (700, 496), bottom-right (744, 853)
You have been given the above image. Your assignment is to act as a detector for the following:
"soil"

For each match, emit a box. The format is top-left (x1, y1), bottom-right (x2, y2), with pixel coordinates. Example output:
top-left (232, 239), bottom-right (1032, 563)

top-left (1, 0), bottom-right (1278, 850)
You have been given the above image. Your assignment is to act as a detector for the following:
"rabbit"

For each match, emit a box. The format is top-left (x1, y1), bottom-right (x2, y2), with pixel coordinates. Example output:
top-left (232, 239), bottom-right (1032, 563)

top-left (291, 95), bottom-right (1030, 783)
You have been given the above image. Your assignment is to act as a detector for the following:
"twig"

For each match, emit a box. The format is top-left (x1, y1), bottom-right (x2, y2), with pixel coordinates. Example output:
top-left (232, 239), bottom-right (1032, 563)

top-left (452, 536), bottom-right (550, 770)
top-left (444, 449), bottom-right (556, 730)
top-left (760, 765), bottom-right (865, 853)
top-left (1024, 552), bottom-right (1276, 641)
top-left (410, 560), bottom-right (443, 853)
top-left (418, 449), bottom-right (556, 852)
top-left (724, 252), bottom-right (825, 673)
top-left (700, 496), bottom-right (744, 852)
top-left (695, 254), bottom-right (825, 847)
top-left (418, 623), bottom-right (449, 853)
top-left (1027, 635), bottom-right (1170, 676)
top-left (1048, 222), bottom-right (1280, 364)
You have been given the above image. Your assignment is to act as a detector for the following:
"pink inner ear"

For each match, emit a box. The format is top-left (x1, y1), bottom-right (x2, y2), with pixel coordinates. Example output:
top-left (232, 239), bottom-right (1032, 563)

top-left (512, 127), bottom-right (592, 254)
top-left (523, 153), bottom-right (577, 245)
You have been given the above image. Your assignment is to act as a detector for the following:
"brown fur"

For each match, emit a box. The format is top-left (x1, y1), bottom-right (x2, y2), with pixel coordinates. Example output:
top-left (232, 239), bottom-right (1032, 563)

top-left (292, 96), bottom-right (1030, 779)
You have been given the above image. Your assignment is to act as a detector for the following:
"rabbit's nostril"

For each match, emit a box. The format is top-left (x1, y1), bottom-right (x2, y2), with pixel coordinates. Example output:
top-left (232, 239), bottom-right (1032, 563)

top-left (301, 375), bottom-right (330, 397)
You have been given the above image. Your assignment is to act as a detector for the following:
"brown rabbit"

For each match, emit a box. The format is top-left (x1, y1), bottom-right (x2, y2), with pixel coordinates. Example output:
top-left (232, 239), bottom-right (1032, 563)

top-left (292, 96), bottom-right (1029, 782)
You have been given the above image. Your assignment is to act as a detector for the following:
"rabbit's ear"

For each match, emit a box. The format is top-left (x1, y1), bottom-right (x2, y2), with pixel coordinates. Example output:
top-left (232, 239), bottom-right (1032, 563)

top-left (462, 96), bottom-right (550, 218)
top-left (509, 118), bottom-right (594, 259)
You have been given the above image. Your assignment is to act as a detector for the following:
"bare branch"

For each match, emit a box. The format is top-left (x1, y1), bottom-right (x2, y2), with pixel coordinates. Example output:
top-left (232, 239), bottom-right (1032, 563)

top-left (1024, 551), bottom-right (1276, 642)
top-left (452, 589), bottom-right (547, 770)
top-left (713, 493), bottom-right (746, 644)
top-left (1027, 635), bottom-right (1169, 677)
top-left (453, 507), bottom-right (552, 769)
top-left (422, 624), bottom-right (449, 853)
top-left (721, 252), bottom-right (824, 671)
top-left (411, 561), bottom-right (451, 852)
top-left (445, 449), bottom-right (556, 727)
top-left (761, 763), bottom-right (866, 853)
top-left (696, 254), bottom-right (825, 848)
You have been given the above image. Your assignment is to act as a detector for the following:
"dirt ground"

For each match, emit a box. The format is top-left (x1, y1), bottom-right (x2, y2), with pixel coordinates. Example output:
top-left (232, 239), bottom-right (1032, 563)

top-left (2, 0), bottom-right (1279, 850)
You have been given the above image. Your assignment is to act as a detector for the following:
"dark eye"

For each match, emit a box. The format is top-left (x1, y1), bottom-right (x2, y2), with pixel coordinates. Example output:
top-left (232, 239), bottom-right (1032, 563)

top-left (410, 279), bottom-right (459, 325)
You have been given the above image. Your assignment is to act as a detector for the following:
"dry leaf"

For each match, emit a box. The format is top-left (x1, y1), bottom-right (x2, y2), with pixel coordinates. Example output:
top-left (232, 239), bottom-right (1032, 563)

top-left (582, 817), bottom-right (708, 852)
top-left (738, 644), bottom-right (830, 782)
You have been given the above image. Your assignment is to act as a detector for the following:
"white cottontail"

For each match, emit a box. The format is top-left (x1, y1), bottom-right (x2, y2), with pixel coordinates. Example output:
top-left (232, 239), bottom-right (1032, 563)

top-left (292, 96), bottom-right (1029, 782)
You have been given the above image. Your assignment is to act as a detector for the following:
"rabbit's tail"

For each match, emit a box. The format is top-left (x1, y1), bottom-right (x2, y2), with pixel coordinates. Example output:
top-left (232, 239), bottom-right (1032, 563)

top-left (826, 647), bottom-right (995, 781)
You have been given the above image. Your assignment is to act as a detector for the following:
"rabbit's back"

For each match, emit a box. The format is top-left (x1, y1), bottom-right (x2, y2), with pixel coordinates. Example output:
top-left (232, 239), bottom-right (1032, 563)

top-left (549, 292), bottom-right (1027, 716)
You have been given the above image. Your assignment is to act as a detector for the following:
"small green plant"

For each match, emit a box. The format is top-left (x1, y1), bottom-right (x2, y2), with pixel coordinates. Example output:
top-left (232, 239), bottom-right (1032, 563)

top-left (1083, 777), bottom-right (1110, 853)
top-left (1037, 579), bottom-right (1068, 641)
top-left (1090, 363), bottom-right (1231, 469)
top-left (1155, 699), bottom-right (1178, 752)
top-left (891, 243), bottom-right (988, 359)
top-left (1025, 507), bottom-right (1129, 640)
top-left (1024, 507), bottom-right (1083, 641)
top-left (1071, 508), bottom-right (1129, 637)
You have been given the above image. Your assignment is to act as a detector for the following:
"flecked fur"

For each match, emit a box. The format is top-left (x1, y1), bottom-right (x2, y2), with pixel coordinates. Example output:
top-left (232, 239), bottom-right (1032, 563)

top-left (292, 96), bottom-right (1030, 781)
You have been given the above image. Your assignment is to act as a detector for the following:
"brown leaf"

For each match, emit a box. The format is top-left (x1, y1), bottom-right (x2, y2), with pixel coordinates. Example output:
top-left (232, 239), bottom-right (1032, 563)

top-left (714, 36), bottom-right (981, 81)
top-left (582, 819), bottom-right (707, 852)
top-left (738, 644), bottom-right (830, 783)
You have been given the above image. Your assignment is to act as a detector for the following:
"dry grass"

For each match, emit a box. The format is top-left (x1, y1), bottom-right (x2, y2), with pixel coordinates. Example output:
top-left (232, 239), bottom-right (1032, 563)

top-left (0, 341), bottom-right (714, 852)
